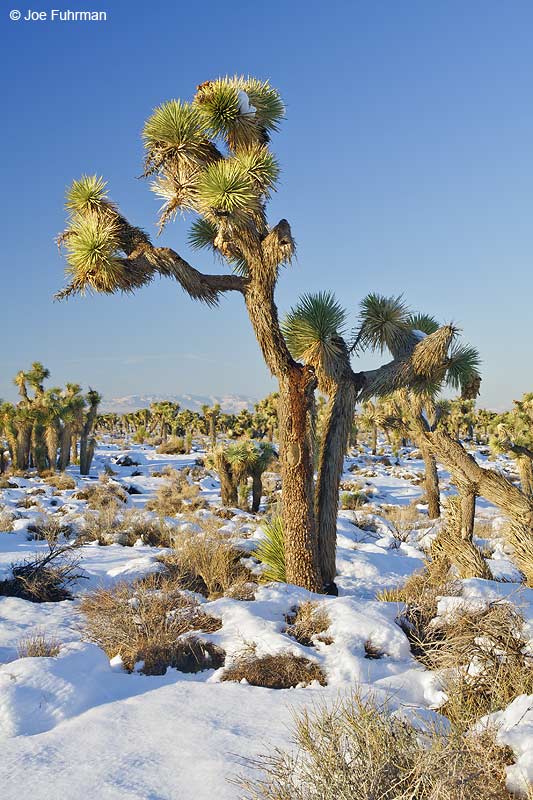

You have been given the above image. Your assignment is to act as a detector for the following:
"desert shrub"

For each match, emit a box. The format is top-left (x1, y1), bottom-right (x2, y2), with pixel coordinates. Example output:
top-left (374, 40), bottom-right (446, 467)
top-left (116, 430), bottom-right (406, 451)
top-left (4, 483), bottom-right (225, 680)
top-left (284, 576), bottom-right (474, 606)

top-left (382, 503), bottom-right (423, 543)
top-left (0, 542), bottom-right (83, 602)
top-left (223, 579), bottom-right (257, 601)
top-left (157, 436), bottom-right (186, 455)
top-left (256, 516), bottom-right (285, 582)
top-left (221, 647), bottom-right (326, 688)
top-left (75, 476), bottom-right (128, 510)
top-left (352, 512), bottom-right (378, 533)
top-left (285, 601), bottom-right (331, 647)
top-left (0, 506), bottom-right (15, 532)
top-left (235, 691), bottom-right (515, 799)
top-left (17, 631), bottom-right (61, 658)
top-left (43, 473), bottom-right (76, 490)
top-left (376, 557), bottom-right (461, 663)
top-left (146, 471), bottom-right (205, 516)
top-left (424, 602), bottom-right (533, 728)
top-left (340, 491), bottom-right (367, 510)
top-left (159, 528), bottom-right (251, 598)
top-left (81, 575), bottom-right (223, 674)
top-left (81, 507), bottom-right (173, 547)
top-left (16, 496), bottom-right (42, 509)
top-left (27, 513), bottom-right (72, 542)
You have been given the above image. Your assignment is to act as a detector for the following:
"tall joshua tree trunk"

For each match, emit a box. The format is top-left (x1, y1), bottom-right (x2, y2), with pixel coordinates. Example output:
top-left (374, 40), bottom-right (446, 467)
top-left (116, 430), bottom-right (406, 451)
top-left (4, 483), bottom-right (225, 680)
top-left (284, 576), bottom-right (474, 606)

top-left (58, 424), bottom-right (72, 471)
top-left (213, 449), bottom-right (238, 506)
top-left (315, 379), bottom-right (357, 588)
top-left (420, 442), bottom-right (440, 519)
top-left (245, 276), bottom-right (322, 593)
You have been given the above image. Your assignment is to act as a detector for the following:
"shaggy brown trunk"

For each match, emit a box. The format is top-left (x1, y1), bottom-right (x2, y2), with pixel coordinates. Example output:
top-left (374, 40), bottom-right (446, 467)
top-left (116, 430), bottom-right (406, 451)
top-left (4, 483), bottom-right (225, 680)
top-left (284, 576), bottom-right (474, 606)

top-left (371, 424), bottom-right (377, 455)
top-left (244, 276), bottom-right (322, 593)
top-left (58, 424), bottom-right (72, 471)
top-left (45, 424), bottom-right (60, 471)
top-left (71, 433), bottom-right (78, 465)
top-left (16, 425), bottom-right (32, 470)
top-left (31, 423), bottom-right (48, 474)
top-left (251, 470), bottom-right (263, 513)
top-left (459, 483), bottom-right (476, 541)
top-left (277, 367), bottom-right (322, 592)
top-left (209, 416), bottom-right (217, 450)
top-left (420, 442), bottom-right (440, 519)
top-left (315, 381), bottom-right (357, 588)
top-left (517, 456), bottom-right (533, 499)
top-left (214, 451), bottom-right (238, 506)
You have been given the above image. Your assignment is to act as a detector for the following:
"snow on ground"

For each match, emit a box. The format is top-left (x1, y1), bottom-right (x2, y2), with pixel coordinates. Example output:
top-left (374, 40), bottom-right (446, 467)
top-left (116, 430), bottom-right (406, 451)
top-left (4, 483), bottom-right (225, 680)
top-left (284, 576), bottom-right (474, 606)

top-left (0, 439), bottom-right (532, 798)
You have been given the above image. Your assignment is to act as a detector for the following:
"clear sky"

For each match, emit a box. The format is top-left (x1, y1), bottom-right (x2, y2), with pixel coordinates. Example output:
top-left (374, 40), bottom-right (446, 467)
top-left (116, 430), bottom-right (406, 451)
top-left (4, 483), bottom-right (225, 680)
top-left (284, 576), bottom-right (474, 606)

top-left (1, 0), bottom-right (531, 408)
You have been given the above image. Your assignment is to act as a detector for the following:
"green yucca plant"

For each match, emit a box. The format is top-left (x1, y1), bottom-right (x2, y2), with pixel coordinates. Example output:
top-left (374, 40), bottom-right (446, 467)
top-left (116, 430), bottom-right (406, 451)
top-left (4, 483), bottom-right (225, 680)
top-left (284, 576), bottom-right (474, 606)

top-left (282, 292), bottom-right (347, 383)
top-left (197, 159), bottom-right (260, 219)
top-left (142, 100), bottom-right (211, 164)
top-left (66, 175), bottom-right (110, 215)
top-left (65, 213), bottom-right (123, 294)
top-left (234, 144), bottom-right (280, 194)
top-left (354, 294), bottom-right (414, 357)
top-left (256, 516), bottom-right (286, 582)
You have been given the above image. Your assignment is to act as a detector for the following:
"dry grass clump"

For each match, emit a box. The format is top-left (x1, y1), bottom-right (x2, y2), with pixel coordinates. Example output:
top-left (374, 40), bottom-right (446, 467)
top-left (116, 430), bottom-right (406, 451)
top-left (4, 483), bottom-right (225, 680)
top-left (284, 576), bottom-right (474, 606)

top-left (75, 476), bottom-right (129, 510)
top-left (376, 557), bottom-right (460, 663)
top-left (425, 602), bottom-right (533, 728)
top-left (146, 470), bottom-right (206, 516)
top-left (0, 542), bottom-right (83, 602)
top-left (17, 630), bottom-right (61, 658)
top-left (221, 646), bottom-right (326, 689)
top-left (156, 436), bottom-right (186, 455)
top-left (235, 691), bottom-right (515, 799)
top-left (382, 503), bottom-right (424, 543)
top-left (159, 527), bottom-right (252, 599)
top-left (0, 506), bottom-right (15, 532)
top-left (16, 496), bottom-right (43, 510)
top-left (81, 574), bottom-right (224, 675)
top-left (431, 529), bottom-right (492, 580)
top-left (81, 507), bottom-right (173, 547)
top-left (27, 513), bottom-right (72, 542)
top-left (43, 473), bottom-right (76, 491)
top-left (285, 601), bottom-right (332, 647)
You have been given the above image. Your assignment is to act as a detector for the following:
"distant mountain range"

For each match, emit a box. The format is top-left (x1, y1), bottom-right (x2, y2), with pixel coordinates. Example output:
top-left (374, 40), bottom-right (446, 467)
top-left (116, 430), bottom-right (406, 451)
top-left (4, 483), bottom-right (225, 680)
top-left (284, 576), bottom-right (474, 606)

top-left (100, 393), bottom-right (256, 415)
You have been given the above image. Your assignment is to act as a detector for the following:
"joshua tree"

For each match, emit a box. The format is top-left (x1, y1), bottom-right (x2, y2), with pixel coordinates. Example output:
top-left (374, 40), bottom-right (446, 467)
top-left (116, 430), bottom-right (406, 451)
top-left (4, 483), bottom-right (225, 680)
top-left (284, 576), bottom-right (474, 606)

top-left (201, 403), bottom-right (221, 449)
top-left (490, 395), bottom-right (533, 498)
top-left (79, 389), bottom-right (101, 475)
top-left (368, 311), bottom-right (482, 525)
top-left (282, 292), bottom-right (466, 588)
top-left (56, 76), bottom-right (329, 590)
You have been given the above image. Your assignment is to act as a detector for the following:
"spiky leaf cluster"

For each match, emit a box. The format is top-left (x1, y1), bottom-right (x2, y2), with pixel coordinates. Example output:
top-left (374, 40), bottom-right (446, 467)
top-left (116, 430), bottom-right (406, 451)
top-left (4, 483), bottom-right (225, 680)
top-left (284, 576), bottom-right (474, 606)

top-left (282, 292), bottom-right (347, 381)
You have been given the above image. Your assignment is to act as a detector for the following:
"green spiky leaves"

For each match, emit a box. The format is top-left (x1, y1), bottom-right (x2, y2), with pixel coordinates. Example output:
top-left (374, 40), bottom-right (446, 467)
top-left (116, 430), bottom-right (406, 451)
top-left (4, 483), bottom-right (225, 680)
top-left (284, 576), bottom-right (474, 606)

top-left (64, 213), bottom-right (124, 294)
top-left (197, 159), bottom-right (260, 218)
top-left (446, 343), bottom-right (482, 397)
top-left (283, 292), bottom-right (348, 383)
top-left (66, 175), bottom-right (110, 215)
top-left (143, 100), bottom-right (214, 166)
top-left (234, 144), bottom-right (279, 194)
top-left (283, 292), bottom-right (347, 358)
top-left (194, 76), bottom-right (285, 149)
top-left (355, 294), bottom-right (416, 357)
top-left (188, 218), bottom-right (218, 251)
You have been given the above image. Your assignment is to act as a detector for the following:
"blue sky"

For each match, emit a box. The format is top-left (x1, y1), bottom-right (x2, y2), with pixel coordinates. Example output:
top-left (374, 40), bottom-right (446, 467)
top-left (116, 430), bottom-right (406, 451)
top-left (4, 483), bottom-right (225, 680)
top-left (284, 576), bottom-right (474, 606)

top-left (1, 0), bottom-right (531, 407)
